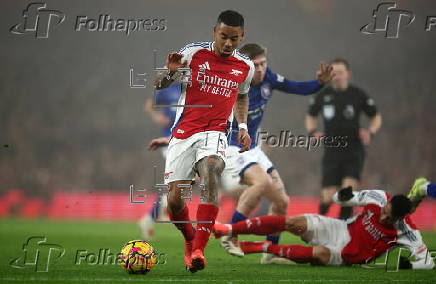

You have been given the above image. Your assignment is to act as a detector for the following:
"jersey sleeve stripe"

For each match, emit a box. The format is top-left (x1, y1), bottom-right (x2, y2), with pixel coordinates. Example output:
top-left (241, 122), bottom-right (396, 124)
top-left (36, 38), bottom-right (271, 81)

top-left (179, 42), bottom-right (211, 53)
top-left (398, 220), bottom-right (418, 242)
top-left (367, 191), bottom-right (387, 205)
top-left (235, 50), bottom-right (250, 61)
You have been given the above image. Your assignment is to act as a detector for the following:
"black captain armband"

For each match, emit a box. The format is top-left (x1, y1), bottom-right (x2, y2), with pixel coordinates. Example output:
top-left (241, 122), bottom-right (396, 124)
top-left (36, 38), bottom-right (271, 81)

top-left (338, 186), bottom-right (354, 202)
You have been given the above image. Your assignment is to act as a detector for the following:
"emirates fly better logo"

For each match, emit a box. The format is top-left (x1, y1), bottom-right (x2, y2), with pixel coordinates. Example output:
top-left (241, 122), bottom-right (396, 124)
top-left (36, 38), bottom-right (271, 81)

top-left (10, 2), bottom-right (65, 39)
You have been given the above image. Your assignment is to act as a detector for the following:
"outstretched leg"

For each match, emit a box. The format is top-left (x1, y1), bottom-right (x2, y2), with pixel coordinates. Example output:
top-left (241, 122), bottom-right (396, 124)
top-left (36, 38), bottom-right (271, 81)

top-left (190, 155), bottom-right (224, 272)
top-left (264, 169), bottom-right (289, 243)
top-left (167, 180), bottom-right (196, 270)
top-left (240, 241), bottom-right (330, 265)
top-left (214, 215), bottom-right (308, 239)
top-left (214, 215), bottom-right (331, 265)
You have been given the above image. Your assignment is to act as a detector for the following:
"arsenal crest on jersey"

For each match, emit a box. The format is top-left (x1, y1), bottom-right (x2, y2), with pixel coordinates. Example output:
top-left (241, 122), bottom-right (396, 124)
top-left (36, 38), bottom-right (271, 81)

top-left (260, 84), bottom-right (272, 99)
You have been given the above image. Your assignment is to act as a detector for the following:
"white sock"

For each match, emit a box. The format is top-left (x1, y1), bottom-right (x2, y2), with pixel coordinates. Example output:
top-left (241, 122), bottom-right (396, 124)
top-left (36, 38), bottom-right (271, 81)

top-left (226, 224), bottom-right (233, 237)
top-left (262, 242), bottom-right (271, 253)
top-left (419, 182), bottom-right (430, 195)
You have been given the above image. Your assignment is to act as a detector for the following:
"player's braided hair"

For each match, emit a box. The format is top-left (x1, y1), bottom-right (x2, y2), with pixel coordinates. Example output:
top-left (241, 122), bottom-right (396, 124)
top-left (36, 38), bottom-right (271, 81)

top-left (390, 195), bottom-right (413, 218)
top-left (217, 10), bottom-right (244, 27)
top-left (239, 43), bottom-right (267, 60)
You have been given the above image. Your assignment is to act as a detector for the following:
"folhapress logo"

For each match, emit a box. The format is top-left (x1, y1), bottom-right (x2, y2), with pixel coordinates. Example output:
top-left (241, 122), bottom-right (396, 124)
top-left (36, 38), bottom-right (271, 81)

top-left (361, 2), bottom-right (415, 39)
top-left (10, 236), bottom-right (65, 272)
top-left (10, 2), bottom-right (65, 39)
top-left (10, 3), bottom-right (167, 38)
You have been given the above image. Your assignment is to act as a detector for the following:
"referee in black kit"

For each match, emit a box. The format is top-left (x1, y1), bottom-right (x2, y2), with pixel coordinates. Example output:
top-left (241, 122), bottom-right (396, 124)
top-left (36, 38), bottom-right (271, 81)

top-left (305, 58), bottom-right (382, 219)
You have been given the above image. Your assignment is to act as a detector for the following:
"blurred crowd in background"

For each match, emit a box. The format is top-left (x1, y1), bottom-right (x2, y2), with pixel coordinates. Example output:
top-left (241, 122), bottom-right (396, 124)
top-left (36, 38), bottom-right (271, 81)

top-left (1, 0), bottom-right (435, 200)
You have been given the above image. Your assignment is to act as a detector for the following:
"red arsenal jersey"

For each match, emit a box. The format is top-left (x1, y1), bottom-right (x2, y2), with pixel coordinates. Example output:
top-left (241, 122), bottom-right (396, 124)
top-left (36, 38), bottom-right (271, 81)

top-left (170, 42), bottom-right (254, 139)
top-left (335, 190), bottom-right (432, 268)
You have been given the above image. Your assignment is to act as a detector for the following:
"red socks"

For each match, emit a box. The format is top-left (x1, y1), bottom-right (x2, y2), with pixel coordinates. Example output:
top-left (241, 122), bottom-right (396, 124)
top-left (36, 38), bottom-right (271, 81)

top-left (239, 241), bottom-right (269, 254)
top-left (193, 204), bottom-right (219, 252)
top-left (268, 244), bottom-right (313, 263)
top-left (168, 205), bottom-right (195, 241)
top-left (168, 203), bottom-right (219, 253)
top-left (232, 216), bottom-right (286, 235)
top-left (240, 241), bottom-right (313, 263)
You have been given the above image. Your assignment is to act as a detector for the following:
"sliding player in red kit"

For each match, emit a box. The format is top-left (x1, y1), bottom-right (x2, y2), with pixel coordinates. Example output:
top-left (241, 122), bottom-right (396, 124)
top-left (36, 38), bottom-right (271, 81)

top-left (214, 187), bottom-right (434, 269)
top-left (154, 10), bottom-right (254, 272)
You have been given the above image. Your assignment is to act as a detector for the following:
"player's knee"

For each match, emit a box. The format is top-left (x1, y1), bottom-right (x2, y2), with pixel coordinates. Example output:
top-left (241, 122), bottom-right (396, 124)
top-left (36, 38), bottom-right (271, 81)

top-left (198, 156), bottom-right (225, 176)
top-left (167, 196), bottom-right (183, 214)
top-left (312, 246), bottom-right (330, 265)
top-left (285, 216), bottom-right (307, 236)
top-left (255, 174), bottom-right (274, 194)
top-left (279, 193), bottom-right (289, 210)
top-left (272, 194), bottom-right (288, 216)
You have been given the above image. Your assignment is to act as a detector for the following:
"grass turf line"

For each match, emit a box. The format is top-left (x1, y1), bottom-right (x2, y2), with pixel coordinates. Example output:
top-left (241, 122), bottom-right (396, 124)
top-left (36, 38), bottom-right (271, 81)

top-left (0, 219), bottom-right (435, 284)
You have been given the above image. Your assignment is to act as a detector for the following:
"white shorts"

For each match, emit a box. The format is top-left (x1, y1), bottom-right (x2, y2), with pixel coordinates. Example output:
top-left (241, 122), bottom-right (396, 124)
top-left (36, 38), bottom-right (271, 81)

top-left (160, 146), bottom-right (168, 159)
top-left (301, 214), bottom-right (351, 266)
top-left (164, 131), bottom-right (227, 184)
top-left (221, 146), bottom-right (274, 192)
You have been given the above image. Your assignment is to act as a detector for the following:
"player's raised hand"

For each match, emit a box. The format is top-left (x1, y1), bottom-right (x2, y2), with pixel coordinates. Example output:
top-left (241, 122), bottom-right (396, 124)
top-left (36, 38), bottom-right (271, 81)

top-left (316, 62), bottom-right (333, 84)
top-left (237, 129), bottom-right (252, 153)
top-left (155, 53), bottom-right (187, 89)
top-left (148, 137), bottom-right (170, 150)
top-left (166, 52), bottom-right (186, 73)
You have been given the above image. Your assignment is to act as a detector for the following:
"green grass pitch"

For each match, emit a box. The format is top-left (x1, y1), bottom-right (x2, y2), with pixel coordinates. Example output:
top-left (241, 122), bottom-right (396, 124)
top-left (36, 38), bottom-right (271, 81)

top-left (0, 219), bottom-right (435, 283)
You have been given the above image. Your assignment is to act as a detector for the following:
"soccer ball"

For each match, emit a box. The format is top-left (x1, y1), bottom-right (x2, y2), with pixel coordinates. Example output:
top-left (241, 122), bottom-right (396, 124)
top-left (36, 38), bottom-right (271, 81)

top-left (119, 240), bottom-right (157, 274)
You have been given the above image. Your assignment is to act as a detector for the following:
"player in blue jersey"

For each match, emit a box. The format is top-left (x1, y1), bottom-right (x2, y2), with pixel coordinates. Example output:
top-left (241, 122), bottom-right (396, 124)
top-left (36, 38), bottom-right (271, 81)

top-left (146, 82), bottom-right (181, 143)
top-left (219, 43), bottom-right (333, 264)
top-left (147, 44), bottom-right (332, 262)
top-left (139, 82), bottom-right (181, 239)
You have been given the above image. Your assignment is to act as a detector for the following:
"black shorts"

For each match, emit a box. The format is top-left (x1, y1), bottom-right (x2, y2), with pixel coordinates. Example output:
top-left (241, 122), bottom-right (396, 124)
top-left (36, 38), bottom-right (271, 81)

top-left (321, 146), bottom-right (365, 188)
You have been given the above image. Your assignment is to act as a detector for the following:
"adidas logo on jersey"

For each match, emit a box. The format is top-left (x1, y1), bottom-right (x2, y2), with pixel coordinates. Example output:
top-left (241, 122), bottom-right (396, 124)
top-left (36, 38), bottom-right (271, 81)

top-left (199, 61), bottom-right (210, 70)
top-left (230, 69), bottom-right (243, 76)
top-left (164, 171), bottom-right (173, 179)
top-left (198, 226), bottom-right (211, 233)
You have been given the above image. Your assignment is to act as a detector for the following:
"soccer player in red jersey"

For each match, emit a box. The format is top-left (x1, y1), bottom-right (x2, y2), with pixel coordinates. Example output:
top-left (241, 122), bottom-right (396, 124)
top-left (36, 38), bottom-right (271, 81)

top-left (214, 186), bottom-right (435, 269)
top-left (154, 10), bottom-right (254, 272)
